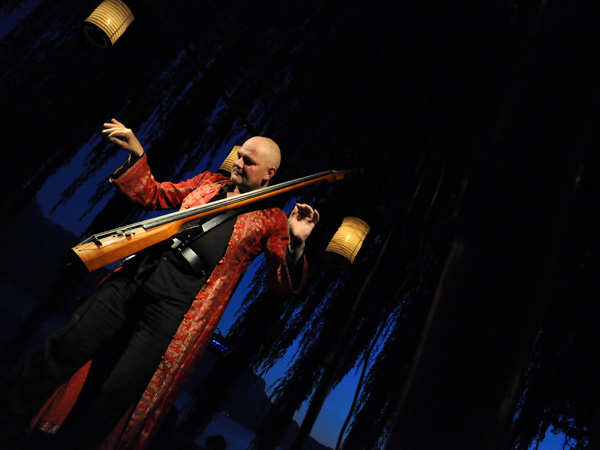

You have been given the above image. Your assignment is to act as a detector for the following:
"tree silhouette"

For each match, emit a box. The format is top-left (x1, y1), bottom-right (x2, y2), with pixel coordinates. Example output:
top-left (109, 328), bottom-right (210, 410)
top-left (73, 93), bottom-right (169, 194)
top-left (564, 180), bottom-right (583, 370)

top-left (1, 0), bottom-right (600, 449)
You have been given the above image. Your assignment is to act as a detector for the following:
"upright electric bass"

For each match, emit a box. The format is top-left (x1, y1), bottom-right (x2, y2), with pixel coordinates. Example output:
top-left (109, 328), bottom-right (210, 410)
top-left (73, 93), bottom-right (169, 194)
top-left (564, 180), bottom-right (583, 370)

top-left (72, 168), bottom-right (361, 271)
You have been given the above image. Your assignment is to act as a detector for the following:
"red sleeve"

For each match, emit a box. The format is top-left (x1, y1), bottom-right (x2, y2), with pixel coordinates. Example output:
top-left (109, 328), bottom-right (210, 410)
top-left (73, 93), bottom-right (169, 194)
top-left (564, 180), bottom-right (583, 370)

top-left (109, 155), bottom-right (223, 211)
top-left (263, 209), bottom-right (308, 296)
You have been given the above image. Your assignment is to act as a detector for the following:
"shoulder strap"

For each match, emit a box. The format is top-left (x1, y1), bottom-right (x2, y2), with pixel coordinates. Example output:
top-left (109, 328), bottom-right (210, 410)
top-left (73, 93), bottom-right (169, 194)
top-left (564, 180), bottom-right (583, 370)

top-left (200, 206), bottom-right (248, 233)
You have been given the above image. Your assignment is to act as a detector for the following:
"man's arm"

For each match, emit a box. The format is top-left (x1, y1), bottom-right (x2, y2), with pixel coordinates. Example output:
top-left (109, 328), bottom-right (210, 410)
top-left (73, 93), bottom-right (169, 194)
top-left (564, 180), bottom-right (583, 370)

top-left (103, 119), bottom-right (225, 210)
top-left (287, 203), bottom-right (320, 263)
top-left (262, 204), bottom-right (319, 296)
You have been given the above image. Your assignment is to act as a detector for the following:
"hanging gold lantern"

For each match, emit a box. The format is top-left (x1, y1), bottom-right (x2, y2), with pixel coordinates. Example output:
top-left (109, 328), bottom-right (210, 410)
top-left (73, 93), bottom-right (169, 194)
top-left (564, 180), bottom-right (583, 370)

top-left (326, 217), bottom-right (370, 264)
top-left (218, 145), bottom-right (241, 175)
top-left (84, 0), bottom-right (135, 49)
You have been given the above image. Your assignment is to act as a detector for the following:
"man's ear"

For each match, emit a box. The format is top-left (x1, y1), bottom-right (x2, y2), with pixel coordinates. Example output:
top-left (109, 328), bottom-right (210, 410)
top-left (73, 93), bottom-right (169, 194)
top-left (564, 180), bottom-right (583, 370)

top-left (263, 167), bottom-right (277, 182)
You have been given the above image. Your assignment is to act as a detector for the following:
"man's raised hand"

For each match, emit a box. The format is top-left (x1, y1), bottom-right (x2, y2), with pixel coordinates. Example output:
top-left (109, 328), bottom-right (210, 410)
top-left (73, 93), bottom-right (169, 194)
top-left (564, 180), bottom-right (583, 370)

top-left (287, 203), bottom-right (320, 262)
top-left (102, 119), bottom-right (144, 157)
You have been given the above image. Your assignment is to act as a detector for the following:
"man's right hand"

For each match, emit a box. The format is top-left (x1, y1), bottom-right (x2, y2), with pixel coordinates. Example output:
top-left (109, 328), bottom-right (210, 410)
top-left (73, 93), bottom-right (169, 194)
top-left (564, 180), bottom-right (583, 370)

top-left (103, 119), bottom-right (144, 157)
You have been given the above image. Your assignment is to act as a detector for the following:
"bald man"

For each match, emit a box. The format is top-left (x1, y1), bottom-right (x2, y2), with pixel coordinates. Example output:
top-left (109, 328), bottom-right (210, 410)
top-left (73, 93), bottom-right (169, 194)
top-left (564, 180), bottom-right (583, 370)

top-left (1, 120), bottom-right (319, 450)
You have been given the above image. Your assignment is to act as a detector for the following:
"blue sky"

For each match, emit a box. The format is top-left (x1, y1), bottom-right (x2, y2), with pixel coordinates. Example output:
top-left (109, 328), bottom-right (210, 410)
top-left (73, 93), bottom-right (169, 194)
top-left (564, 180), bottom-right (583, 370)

top-left (536, 431), bottom-right (568, 450)
top-left (218, 258), bottom-right (364, 449)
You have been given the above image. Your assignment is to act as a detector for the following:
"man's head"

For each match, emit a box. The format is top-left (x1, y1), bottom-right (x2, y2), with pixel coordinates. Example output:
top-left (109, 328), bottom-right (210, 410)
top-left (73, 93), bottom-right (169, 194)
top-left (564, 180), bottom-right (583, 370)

top-left (230, 136), bottom-right (281, 193)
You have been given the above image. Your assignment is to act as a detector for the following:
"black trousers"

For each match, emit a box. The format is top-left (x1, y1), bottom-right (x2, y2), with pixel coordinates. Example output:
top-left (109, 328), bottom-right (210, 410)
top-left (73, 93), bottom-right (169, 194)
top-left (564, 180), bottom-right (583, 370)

top-left (0, 266), bottom-right (196, 449)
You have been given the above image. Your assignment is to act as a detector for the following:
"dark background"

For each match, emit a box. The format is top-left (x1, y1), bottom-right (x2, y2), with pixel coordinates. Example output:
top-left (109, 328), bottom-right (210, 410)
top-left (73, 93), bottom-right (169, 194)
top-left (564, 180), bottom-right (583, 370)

top-left (1, 0), bottom-right (600, 449)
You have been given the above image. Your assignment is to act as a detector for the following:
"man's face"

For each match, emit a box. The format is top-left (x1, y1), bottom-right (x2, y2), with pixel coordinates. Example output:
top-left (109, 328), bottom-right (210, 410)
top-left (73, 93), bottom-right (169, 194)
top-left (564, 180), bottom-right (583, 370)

top-left (230, 138), bottom-right (275, 193)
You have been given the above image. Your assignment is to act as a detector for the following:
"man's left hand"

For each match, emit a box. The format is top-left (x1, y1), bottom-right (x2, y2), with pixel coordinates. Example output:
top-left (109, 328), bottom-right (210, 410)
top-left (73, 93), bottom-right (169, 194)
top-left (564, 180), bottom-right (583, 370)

top-left (288, 203), bottom-right (320, 262)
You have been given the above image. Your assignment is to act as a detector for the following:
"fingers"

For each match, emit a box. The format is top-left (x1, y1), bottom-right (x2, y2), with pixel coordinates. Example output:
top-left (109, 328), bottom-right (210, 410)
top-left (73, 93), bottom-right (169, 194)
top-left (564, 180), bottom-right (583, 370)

top-left (106, 129), bottom-right (132, 140)
top-left (103, 129), bottom-right (131, 149)
top-left (102, 119), bottom-right (144, 156)
top-left (103, 118), bottom-right (124, 129)
top-left (292, 203), bottom-right (320, 224)
top-left (294, 203), bottom-right (312, 214)
top-left (102, 119), bottom-right (132, 138)
top-left (102, 119), bottom-right (129, 135)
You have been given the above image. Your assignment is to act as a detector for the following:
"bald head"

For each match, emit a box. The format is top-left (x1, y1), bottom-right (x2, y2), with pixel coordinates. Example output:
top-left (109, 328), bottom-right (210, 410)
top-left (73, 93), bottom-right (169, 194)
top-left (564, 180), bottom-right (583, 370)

top-left (230, 136), bottom-right (282, 193)
top-left (244, 136), bottom-right (281, 170)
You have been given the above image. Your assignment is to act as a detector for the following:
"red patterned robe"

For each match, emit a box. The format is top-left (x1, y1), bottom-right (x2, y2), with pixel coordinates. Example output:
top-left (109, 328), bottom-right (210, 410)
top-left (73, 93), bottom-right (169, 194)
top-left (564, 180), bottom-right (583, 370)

top-left (32, 155), bottom-right (307, 449)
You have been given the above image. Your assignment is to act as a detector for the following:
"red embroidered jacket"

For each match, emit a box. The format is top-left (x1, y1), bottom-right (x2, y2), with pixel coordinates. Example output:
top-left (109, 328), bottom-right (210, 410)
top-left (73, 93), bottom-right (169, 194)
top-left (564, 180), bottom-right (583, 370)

top-left (33, 155), bottom-right (307, 450)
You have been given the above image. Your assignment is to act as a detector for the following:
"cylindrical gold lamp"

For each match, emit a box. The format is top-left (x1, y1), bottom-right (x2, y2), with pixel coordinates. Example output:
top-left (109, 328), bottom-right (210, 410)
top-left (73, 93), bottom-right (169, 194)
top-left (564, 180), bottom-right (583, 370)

top-left (218, 145), bottom-right (241, 175)
top-left (84, 0), bottom-right (135, 49)
top-left (326, 217), bottom-right (370, 264)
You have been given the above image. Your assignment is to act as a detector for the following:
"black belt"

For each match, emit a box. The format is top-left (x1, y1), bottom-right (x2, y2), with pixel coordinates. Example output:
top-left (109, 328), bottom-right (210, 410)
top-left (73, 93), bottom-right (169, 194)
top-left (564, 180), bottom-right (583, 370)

top-left (171, 237), bottom-right (206, 277)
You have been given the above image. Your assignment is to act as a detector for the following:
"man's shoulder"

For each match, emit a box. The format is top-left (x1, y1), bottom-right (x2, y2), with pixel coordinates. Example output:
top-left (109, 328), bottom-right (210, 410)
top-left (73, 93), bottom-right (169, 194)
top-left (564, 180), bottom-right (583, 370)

top-left (197, 170), bottom-right (232, 183)
top-left (191, 171), bottom-right (234, 191)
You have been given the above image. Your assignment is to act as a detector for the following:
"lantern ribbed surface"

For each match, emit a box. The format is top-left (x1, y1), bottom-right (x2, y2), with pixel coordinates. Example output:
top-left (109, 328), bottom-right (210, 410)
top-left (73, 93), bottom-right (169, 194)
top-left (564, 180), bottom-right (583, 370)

top-left (84, 0), bottom-right (134, 47)
top-left (326, 217), bottom-right (370, 263)
top-left (219, 145), bottom-right (241, 175)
